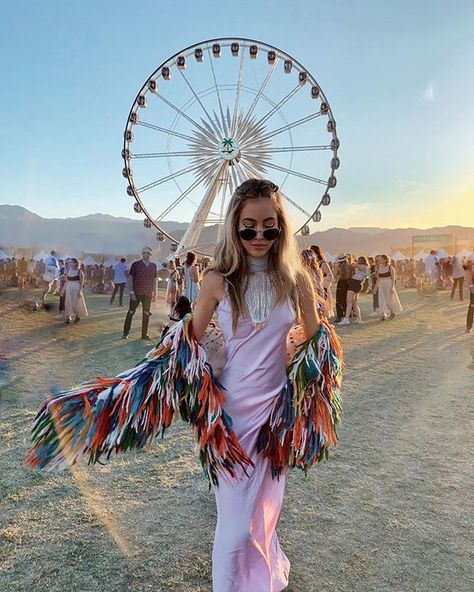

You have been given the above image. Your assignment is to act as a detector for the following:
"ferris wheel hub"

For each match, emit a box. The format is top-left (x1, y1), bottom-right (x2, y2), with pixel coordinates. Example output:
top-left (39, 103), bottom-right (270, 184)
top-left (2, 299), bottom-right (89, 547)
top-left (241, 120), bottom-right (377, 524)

top-left (218, 137), bottom-right (241, 163)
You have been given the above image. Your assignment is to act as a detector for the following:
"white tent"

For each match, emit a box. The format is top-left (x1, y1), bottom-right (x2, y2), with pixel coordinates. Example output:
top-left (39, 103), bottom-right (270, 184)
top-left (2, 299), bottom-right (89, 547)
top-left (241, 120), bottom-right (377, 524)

top-left (325, 252), bottom-right (335, 262)
top-left (61, 254), bottom-right (74, 261)
top-left (104, 258), bottom-right (117, 267)
top-left (370, 250), bottom-right (380, 258)
top-left (414, 249), bottom-right (427, 260)
top-left (0, 249), bottom-right (8, 260)
top-left (436, 248), bottom-right (449, 259)
top-left (391, 251), bottom-right (407, 261)
top-left (83, 256), bottom-right (97, 266)
top-left (455, 248), bottom-right (472, 259)
top-left (33, 250), bottom-right (49, 261)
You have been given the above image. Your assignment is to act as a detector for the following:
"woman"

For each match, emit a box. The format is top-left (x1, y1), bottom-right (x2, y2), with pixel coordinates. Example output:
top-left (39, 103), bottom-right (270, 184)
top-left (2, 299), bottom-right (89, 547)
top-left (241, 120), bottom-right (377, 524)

top-left (166, 259), bottom-right (178, 317)
top-left (375, 254), bottom-right (403, 321)
top-left (369, 256), bottom-right (381, 316)
top-left (184, 251), bottom-right (200, 308)
top-left (27, 179), bottom-right (343, 592)
top-left (301, 249), bottom-right (329, 317)
top-left (338, 256), bottom-right (370, 326)
top-left (311, 245), bottom-right (335, 317)
top-left (61, 257), bottom-right (88, 324)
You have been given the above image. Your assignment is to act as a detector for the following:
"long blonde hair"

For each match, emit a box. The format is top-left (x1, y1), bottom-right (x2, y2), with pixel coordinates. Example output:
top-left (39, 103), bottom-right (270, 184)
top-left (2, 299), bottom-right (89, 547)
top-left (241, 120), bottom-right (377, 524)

top-left (210, 179), bottom-right (315, 330)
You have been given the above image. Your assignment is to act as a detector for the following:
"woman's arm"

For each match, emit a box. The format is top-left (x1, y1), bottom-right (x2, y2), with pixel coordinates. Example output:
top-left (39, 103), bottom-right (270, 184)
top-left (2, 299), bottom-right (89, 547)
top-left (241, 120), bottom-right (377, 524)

top-left (78, 270), bottom-right (84, 291)
top-left (321, 260), bottom-right (334, 283)
top-left (60, 274), bottom-right (68, 296)
top-left (299, 273), bottom-right (321, 339)
top-left (374, 271), bottom-right (380, 292)
top-left (190, 264), bottom-right (200, 284)
top-left (390, 265), bottom-right (396, 289)
top-left (191, 271), bottom-right (224, 341)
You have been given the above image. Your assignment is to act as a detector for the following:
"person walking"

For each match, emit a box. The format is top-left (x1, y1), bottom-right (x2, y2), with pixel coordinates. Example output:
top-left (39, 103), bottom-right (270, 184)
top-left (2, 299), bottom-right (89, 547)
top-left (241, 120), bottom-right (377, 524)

top-left (42, 250), bottom-right (60, 305)
top-left (166, 259), bottom-right (179, 318)
top-left (369, 256), bottom-right (381, 316)
top-left (62, 258), bottom-right (88, 325)
top-left (338, 256), bottom-right (370, 325)
top-left (122, 247), bottom-right (157, 340)
top-left (375, 255), bottom-right (403, 321)
top-left (311, 245), bottom-right (335, 317)
top-left (27, 178), bottom-right (343, 592)
top-left (451, 255), bottom-right (465, 301)
top-left (184, 251), bottom-right (201, 309)
top-left (334, 253), bottom-right (352, 323)
top-left (110, 258), bottom-right (128, 306)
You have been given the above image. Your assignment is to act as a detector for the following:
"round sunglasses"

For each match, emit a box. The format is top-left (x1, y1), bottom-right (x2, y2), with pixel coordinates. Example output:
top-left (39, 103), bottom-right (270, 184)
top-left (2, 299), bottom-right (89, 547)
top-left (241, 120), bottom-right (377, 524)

top-left (238, 227), bottom-right (281, 241)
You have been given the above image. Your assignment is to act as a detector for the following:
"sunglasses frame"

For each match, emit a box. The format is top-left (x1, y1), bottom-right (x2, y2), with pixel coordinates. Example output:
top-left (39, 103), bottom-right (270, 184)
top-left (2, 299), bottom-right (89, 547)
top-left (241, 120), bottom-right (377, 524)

top-left (238, 227), bottom-right (281, 241)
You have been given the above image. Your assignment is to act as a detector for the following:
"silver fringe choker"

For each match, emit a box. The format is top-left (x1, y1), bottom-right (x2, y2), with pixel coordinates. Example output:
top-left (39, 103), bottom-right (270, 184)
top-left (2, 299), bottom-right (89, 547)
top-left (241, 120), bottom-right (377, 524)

top-left (244, 256), bottom-right (275, 330)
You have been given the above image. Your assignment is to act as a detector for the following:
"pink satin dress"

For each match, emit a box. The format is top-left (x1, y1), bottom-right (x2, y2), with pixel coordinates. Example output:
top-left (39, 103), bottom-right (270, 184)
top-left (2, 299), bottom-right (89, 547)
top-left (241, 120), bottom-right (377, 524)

top-left (212, 296), bottom-right (294, 592)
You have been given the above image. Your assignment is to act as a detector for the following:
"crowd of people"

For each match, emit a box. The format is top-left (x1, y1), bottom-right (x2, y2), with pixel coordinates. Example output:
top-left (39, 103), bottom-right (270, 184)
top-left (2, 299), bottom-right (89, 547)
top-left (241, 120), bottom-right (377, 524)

top-left (1, 245), bottom-right (473, 334)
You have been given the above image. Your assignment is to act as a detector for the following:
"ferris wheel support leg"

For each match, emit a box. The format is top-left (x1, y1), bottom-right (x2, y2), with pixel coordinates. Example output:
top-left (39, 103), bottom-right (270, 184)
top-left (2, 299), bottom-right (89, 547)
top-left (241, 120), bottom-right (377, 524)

top-left (176, 163), bottom-right (227, 257)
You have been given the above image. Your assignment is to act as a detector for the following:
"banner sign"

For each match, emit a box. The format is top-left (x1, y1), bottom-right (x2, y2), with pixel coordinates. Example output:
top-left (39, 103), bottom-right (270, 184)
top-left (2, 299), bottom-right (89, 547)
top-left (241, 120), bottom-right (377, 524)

top-left (412, 234), bottom-right (453, 244)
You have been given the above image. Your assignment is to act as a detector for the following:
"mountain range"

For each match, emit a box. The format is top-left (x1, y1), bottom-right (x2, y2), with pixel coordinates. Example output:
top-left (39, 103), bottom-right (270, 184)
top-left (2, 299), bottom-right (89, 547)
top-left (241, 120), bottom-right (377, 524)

top-left (1, 204), bottom-right (473, 258)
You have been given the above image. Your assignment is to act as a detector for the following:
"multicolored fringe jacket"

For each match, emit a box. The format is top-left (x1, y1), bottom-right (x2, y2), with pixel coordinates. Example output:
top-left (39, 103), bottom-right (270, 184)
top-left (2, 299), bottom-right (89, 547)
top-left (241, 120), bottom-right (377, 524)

top-left (26, 316), bottom-right (343, 485)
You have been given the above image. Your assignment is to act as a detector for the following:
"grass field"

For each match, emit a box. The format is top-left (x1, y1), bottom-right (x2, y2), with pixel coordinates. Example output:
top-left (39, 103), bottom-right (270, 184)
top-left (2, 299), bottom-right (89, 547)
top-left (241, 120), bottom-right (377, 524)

top-left (1, 285), bottom-right (473, 592)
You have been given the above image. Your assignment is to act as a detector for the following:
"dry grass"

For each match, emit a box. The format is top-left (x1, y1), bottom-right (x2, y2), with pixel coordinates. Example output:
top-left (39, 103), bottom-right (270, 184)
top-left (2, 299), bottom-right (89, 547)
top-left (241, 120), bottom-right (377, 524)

top-left (0, 285), bottom-right (473, 591)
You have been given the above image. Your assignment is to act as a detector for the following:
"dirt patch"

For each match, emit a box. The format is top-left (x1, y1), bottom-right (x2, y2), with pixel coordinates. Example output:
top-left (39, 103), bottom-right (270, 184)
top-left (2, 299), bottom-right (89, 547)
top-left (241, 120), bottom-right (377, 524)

top-left (1, 286), bottom-right (473, 591)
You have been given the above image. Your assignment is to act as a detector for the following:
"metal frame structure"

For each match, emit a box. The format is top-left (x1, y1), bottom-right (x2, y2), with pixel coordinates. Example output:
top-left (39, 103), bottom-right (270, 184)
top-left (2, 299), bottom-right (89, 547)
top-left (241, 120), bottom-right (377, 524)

top-left (122, 37), bottom-right (340, 256)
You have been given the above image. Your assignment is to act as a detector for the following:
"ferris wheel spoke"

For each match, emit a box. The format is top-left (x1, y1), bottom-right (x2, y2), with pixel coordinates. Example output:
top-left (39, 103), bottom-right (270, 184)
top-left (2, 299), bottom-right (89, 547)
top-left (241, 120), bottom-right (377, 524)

top-left (175, 64), bottom-right (223, 138)
top-left (280, 191), bottom-right (312, 218)
top-left (252, 111), bottom-right (324, 145)
top-left (132, 149), bottom-right (214, 159)
top-left (239, 157), bottom-right (267, 179)
top-left (255, 161), bottom-right (327, 185)
top-left (155, 168), bottom-right (212, 221)
top-left (250, 84), bottom-right (302, 130)
top-left (155, 93), bottom-right (217, 144)
top-left (207, 46), bottom-right (229, 137)
top-left (231, 44), bottom-right (246, 137)
top-left (137, 121), bottom-right (196, 143)
top-left (216, 166), bottom-right (231, 241)
top-left (136, 162), bottom-right (207, 193)
top-left (240, 59), bottom-right (279, 130)
top-left (252, 144), bottom-right (331, 154)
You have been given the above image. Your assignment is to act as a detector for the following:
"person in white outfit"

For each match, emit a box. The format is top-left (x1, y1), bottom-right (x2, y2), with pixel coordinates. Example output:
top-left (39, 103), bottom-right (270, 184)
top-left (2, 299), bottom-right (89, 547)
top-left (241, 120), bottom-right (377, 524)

top-left (375, 255), bottom-right (403, 321)
top-left (184, 251), bottom-right (201, 308)
top-left (451, 255), bottom-right (466, 301)
top-left (424, 250), bottom-right (439, 286)
top-left (61, 258), bottom-right (88, 324)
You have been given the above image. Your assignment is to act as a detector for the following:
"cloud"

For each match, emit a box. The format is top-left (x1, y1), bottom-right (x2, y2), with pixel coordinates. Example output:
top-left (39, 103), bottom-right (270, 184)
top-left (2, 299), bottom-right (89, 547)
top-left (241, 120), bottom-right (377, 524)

top-left (422, 81), bottom-right (435, 102)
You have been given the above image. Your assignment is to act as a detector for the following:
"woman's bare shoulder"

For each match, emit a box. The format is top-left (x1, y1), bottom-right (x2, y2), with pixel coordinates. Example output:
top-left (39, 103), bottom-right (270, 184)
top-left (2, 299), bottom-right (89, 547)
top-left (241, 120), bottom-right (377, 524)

top-left (202, 269), bottom-right (225, 300)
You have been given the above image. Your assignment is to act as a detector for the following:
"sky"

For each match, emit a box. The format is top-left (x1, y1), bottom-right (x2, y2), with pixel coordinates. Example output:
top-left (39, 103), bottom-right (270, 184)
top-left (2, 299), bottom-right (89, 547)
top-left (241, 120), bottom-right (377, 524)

top-left (1, 0), bottom-right (473, 231)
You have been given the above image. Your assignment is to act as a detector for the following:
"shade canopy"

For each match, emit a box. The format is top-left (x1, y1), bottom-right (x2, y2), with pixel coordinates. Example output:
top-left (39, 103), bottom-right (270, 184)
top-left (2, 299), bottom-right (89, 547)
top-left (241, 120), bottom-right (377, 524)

top-left (391, 251), bottom-right (407, 261)
top-left (33, 250), bottom-right (49, 261)
top-left (0, 249), bottom-right (8, 260)
top-left (414, 249), bottom-right (427, 260)
top-left (82, 256), bottom-right (97, 266)
top-left (436, 248), bottom-right (449, 259)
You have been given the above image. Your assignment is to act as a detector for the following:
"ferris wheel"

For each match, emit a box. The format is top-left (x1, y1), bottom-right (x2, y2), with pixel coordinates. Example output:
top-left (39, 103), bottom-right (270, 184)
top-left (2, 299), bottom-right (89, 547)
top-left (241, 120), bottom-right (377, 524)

top-left (122, 37), bottom-right (340, 256)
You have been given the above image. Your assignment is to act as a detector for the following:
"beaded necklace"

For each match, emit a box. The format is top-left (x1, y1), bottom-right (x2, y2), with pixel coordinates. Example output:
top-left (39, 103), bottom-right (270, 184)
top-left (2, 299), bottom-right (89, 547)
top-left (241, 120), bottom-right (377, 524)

top-left (244, 255), bottom-right (275, 330)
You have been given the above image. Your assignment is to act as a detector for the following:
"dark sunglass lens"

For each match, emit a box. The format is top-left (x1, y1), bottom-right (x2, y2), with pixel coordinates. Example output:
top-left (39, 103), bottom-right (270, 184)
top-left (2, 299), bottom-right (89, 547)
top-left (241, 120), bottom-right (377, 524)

top-left (239, 228), bottom-right (257, 241)
top-left (263, 228), bottom-right (280, 240)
